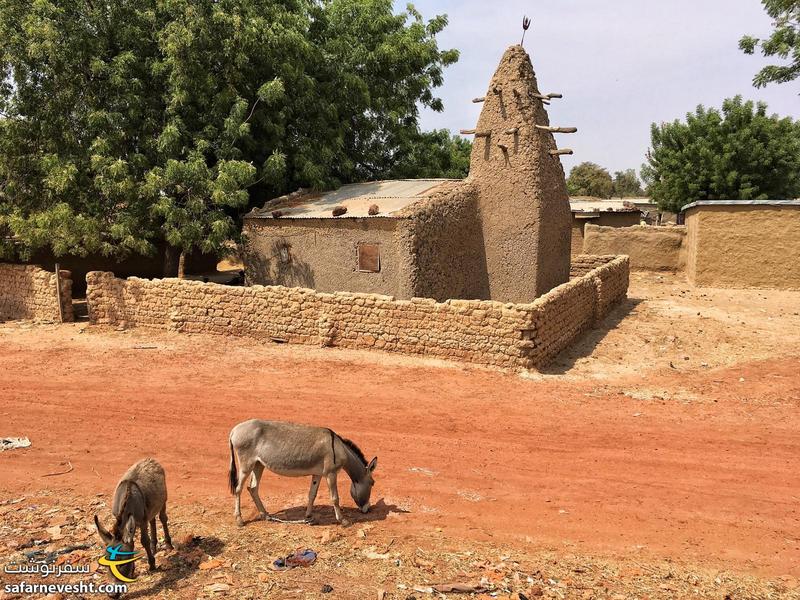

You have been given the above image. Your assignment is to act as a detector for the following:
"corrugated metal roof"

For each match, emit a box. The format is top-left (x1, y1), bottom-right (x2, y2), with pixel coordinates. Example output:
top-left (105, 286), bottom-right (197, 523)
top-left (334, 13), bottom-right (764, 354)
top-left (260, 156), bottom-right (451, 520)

top-left (569, 198), bottom-right (640, 213)
top-left (247, 179), bottom-right (459, 219)
top-left (682, 199), bottom-right (800, 212)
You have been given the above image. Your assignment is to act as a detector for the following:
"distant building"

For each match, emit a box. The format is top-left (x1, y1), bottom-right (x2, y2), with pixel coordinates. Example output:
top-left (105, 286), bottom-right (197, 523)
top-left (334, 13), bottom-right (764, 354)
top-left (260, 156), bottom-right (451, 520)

top-left (244, 45), bottom-right (573, 303)
top-left (683, 200), bottom-right (800, 289)
top-left (569, 197), bottom-right (642, 257)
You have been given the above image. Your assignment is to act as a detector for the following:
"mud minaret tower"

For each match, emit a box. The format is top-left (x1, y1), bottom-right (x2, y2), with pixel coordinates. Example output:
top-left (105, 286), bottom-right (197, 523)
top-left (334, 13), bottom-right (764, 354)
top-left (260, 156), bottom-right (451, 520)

top-left (466, 45), bottom-right (573, 302)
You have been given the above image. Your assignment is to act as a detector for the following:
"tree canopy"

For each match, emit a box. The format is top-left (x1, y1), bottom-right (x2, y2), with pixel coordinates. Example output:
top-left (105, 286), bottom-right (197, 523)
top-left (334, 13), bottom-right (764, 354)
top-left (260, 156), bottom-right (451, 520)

top-left (567, 162), bottom-right (614, 199)
top-left (612, 169), bottom-right (645, 198)
top-left (740, 1), bottom-right (800, 87)
top-left (0, 0), bottom-right (458, 266)
top-left (386, 130), bottom-right (471, 180)
top-left (641, 96), bottom-right (800, 213)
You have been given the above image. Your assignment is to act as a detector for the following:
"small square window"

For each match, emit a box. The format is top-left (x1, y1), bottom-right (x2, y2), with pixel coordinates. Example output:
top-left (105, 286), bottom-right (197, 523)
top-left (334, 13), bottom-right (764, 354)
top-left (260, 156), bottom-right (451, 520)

top-left (357, 243), bottom-right (381, 273)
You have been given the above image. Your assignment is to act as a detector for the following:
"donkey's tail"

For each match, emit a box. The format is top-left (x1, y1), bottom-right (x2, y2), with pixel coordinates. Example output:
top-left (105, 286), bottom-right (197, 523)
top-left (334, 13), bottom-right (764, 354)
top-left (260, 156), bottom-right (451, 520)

top-left (228, 438), bottom-right (238, 495)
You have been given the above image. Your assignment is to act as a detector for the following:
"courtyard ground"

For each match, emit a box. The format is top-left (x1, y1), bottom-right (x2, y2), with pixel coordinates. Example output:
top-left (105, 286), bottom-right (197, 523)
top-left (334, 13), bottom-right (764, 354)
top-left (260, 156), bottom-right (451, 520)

top-left (1, 272), bottom-right (799, 599)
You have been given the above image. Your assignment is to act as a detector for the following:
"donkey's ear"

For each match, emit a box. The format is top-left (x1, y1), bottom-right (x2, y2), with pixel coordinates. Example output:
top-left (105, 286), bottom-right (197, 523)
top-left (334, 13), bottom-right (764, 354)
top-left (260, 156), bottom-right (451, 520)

top-left (95, 515), bottom-right (112, 546)
top-left (367, 457), bottom-right (377, 472)
top-left (122, 515), bottom-right (136, 544)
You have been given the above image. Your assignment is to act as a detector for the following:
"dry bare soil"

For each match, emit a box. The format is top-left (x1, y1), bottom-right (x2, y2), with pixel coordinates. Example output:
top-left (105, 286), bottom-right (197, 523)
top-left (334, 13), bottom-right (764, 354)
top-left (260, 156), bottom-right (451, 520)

top-left (1, 273), bottom-right (799, 599)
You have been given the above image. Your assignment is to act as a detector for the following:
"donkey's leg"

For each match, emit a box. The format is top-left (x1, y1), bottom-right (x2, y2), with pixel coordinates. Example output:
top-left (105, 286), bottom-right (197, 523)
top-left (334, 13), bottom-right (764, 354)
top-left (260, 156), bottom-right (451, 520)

top-left (149, 519), bottom-right (157, 556)
top-left (159, 507), bottom-right (173, 550)
top-left (325, 472), bottom-right (350, 526)
top-left (140, 524), bottom-right (156, 571)
top-left (247, 462), bottom-right (269, 520)
top-left (305, 476), bottom-right (321, 522)
top-left (233, 459), bottom-right (255, 527)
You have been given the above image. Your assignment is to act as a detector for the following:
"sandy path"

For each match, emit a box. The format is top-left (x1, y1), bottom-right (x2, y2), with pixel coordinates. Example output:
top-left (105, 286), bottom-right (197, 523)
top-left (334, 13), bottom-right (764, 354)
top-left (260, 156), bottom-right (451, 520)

top-left (2, 316), bottom-right (798, 578)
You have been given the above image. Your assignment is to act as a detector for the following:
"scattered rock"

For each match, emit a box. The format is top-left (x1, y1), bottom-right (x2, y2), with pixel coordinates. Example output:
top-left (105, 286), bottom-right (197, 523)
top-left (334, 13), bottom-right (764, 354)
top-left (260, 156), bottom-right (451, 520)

top-left (321, 584), bottom-right (334, 593)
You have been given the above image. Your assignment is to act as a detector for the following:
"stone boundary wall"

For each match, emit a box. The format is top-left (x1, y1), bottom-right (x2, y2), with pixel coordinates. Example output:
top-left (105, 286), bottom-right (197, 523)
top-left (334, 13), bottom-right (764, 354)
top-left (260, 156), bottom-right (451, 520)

top-left (85, 256), bottom-right (629, 370)
top-left (0, 263), bottom-right (74, 322)
top-left (569, 254), bottom-right (619, 278)
top-left (582, 224), bottom-right (687, 271)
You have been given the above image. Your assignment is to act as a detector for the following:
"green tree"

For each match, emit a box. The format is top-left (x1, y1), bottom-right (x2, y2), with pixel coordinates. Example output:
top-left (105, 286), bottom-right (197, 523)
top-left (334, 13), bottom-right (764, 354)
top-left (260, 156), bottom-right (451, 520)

top-left (0, 0), bottom-right (457, 273)
top-left (385, 129), bottom-right (471, 180)
top-left (567, 162), bottom-right (614, 199)
top-left (641, 96), bottom-right (800, 213)
top-left (612, 169), bottom-right (645, 197)
top-left (740, 1), bottom-right (800, 87)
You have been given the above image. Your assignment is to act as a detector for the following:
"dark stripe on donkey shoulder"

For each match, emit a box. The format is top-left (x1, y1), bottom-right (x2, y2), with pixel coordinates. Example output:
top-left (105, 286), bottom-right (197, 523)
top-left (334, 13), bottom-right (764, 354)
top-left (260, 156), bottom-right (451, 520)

top-left (337, 435), bottom-right (367, 466)
top-left (328, 429), bottom-right (336, 464)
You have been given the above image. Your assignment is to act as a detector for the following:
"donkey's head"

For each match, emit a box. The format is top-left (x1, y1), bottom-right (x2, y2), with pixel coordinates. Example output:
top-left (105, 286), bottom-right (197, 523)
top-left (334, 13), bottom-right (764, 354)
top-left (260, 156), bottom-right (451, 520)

top-left (94, 508), bottom-right (138, 588)
top-left (350, 456), bottom-right (378, 513)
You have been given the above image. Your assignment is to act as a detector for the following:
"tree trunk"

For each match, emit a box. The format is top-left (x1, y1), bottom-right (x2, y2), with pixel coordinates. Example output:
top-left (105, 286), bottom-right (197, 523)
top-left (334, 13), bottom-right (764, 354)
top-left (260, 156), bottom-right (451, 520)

top-left (163, 244), bottom-right (179, 277)
top-left (177, 251), bottom-right (186, 279)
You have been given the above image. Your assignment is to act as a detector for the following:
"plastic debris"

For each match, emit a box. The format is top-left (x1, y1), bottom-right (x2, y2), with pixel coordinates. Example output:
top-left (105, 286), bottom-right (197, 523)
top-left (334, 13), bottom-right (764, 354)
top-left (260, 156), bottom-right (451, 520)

top-left (270, 549), bottom-right (317, 571)
top-left (0, 437), bottom-right (31, 451)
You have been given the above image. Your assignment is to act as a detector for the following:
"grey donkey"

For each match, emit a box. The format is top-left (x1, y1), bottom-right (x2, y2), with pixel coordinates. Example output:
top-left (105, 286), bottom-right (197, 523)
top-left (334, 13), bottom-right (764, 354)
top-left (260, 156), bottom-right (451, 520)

top-left (228, 419), bottom-right (378, 527)
top-left (94, 458), bottom-right (173, 585)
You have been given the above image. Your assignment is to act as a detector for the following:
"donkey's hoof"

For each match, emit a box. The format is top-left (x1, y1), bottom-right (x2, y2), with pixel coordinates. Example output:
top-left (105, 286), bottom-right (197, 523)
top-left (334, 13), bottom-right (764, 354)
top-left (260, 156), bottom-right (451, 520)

top-left (259, 512), bottom-right (269, 521)
top-left (304, 515), bottom-right (316, 525)
top-left (339, 518), bottom-right (352, 527)
top-left (235, 517), bottom-right (245, 527)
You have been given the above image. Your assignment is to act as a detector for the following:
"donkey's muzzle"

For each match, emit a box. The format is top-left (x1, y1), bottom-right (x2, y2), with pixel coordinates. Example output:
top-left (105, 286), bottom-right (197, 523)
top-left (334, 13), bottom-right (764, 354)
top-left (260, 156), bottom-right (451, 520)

top-left (360, 502), bottom-right (370, 514)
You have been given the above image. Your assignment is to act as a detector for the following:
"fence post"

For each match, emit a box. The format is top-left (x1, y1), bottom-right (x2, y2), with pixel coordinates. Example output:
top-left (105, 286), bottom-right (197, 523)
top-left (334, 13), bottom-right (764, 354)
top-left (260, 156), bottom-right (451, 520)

top-left (54, 262), bottom-right (64, 323)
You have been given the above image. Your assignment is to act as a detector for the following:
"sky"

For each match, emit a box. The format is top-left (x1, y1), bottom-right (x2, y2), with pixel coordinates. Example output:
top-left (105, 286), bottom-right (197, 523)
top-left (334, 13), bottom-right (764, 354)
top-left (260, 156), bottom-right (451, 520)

top-left (393, 0), bottom-right (800, 177)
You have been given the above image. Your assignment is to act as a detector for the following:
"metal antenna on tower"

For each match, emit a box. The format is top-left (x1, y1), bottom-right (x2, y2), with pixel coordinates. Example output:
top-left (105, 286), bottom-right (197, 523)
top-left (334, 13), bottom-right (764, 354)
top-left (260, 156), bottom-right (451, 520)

top-left (521, 16), bottom-right (531, 46)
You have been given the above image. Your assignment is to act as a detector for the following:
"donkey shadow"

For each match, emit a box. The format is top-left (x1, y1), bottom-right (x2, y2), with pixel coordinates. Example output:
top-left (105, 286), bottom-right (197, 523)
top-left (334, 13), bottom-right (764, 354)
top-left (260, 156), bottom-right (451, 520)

top-left (264, 498), bottom-right (408, 527)
top-left (124, 536), bottom-right (225, 599)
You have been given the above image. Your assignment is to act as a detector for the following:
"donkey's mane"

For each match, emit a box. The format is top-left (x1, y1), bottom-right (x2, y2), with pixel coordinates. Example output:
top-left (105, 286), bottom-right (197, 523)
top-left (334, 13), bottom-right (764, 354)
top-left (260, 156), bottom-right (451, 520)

top-left (338, 436), bottom-right (367, 467)
top-left (112, 480), bottom-right (136, 535)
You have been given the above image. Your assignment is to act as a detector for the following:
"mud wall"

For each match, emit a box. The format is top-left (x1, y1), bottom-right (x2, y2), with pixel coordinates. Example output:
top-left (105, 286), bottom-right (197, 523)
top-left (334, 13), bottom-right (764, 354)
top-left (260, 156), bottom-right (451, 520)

top-left (582, 224), bottom-right (687, 271)
top-left (19, 245), bottom-right (217, 296)
top-left (570, 254), bottom-right (622, 277)
top-left (0, 263), bottom-right (73, 322)
top-left (242, 218), bottom-right (408, 297)
top-left (570, 212), bottom-right (642, 257)
top-left (685, 204), bottom-right (800, 289)
top-left (398, 181), bottom-right (489, 301)
top-left (85, 256), bottom-right (629, 370)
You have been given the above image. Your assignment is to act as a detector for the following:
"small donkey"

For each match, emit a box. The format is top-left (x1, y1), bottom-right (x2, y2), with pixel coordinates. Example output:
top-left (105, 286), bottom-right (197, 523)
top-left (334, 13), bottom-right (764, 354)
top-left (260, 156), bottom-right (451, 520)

top-left (228, 419), bottom-right (377, 527)
top-left (95, 458), bottom-right (173, 582)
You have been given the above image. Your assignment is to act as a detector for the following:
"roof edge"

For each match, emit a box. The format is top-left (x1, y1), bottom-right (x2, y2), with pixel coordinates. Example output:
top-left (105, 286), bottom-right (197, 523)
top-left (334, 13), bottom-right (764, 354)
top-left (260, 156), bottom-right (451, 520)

top-left (681, 199), bottom-right (800, 212)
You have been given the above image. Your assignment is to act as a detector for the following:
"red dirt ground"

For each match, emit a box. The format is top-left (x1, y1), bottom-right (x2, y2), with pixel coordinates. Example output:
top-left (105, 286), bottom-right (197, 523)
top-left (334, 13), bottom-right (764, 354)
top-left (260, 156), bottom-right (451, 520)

top-left (1, 273), bottom-right (799, 597)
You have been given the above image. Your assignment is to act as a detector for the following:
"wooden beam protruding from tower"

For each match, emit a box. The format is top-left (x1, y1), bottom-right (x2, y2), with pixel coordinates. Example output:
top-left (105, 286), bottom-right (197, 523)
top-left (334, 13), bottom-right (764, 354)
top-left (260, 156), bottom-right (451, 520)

top-left (549, 148), bottom-right (574, 156)
top-left (535, 125), bottom-right (578, 134)
top-left (460, 129), bottom-right (491, 138)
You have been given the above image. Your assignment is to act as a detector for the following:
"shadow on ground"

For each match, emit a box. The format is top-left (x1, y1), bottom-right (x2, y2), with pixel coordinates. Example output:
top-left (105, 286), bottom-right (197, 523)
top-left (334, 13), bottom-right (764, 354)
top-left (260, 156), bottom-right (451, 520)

top-left (259, 498), bottom-right (408, 527)
top-left (125, 536), bottom-right (225, 599)
top-left (538, 297), bottom-right (643, 375)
